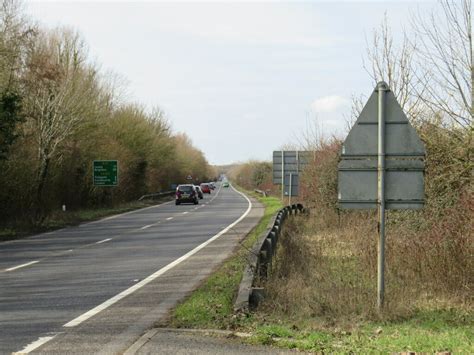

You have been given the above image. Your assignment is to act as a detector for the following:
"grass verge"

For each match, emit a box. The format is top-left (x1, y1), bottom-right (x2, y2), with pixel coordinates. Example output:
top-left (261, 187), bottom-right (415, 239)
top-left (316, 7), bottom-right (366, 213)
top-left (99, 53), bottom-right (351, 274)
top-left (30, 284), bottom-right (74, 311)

top-left (168, 189), bottom-right (472, 353)
top-left (168, 188), bottom-right (282, 329)
top-left (245, 308), bottom-right (473, 353)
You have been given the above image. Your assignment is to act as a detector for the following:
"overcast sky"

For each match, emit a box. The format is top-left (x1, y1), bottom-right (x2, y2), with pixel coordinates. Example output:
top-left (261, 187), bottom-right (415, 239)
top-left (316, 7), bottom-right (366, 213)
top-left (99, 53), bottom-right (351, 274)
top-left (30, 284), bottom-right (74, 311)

top-left (27, 0), bottom-right (438, 165)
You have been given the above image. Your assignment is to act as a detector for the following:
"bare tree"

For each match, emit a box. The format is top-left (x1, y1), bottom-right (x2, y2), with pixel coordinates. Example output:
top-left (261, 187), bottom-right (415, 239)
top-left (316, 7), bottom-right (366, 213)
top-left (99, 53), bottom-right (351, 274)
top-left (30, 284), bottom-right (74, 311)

top-left (291, 112), bottom-right (326, 151)
top-left (22, 28), bottom-right (100, 216)
top-left (363, 14), bottom-right (426, 121)
top-left (0, 0), bottom-right (35, 159)
top-left (0, 0), bottom-right (34, 90)
top-left (412, 0), bottom-right (473, 129)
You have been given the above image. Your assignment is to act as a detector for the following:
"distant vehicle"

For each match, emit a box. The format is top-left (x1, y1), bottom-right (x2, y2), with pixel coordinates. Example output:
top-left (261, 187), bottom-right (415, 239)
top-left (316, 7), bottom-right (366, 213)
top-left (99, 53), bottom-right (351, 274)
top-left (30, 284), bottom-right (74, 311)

top-left (209, 182), bottom-right (216, 190)
top-left (200, 183), bottom-right (211, 194)
top-left (176, 184), bottom-right (199, 205)
top-left (223, 181), bottom-right (229, 187)
top-left (194, 185), bottom-right (204, 199)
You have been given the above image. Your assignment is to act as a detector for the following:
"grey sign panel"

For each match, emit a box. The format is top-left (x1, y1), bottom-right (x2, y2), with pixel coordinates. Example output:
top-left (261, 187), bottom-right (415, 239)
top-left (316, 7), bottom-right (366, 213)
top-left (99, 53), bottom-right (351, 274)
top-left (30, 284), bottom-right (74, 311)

top-left (272, 151), bottom-right (311, 184)
top-left (338, 170), bottom-right (424, 209)
top-left (338, 85), bottom-right (425, 210)
top-left (341, 90), bottom-right (425, 157)
top-left (283, 173), bottom-right (299, 197)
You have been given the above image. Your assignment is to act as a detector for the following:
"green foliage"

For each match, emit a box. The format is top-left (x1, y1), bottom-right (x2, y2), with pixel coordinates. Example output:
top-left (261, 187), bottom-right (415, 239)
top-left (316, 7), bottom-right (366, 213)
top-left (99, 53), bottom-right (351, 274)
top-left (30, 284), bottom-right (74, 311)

top-left (247, 309), bottom-right (473, 353)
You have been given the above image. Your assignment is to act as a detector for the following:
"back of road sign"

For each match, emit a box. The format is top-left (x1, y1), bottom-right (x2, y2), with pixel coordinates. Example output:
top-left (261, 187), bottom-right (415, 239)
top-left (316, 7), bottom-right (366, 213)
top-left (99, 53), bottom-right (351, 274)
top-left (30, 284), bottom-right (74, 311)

top-left (283, 173), bottom-right (299, 197)
top-left (338, 87), bottom-right (425, 209)
top-left (272, 151), bottom-right (310, 184)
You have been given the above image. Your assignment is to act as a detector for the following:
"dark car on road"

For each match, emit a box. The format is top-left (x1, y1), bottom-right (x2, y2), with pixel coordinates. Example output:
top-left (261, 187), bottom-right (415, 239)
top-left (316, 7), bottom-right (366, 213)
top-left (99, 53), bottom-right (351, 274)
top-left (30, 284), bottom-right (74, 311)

top-left (200, 183), bottom-right (211, 194)
top-left (176, 184), bottom-right (199, 205)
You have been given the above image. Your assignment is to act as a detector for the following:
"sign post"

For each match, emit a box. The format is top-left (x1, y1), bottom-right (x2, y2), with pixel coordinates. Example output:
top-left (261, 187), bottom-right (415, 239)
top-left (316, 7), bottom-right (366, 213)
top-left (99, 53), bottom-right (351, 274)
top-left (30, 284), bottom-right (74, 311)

top-left (377, 82), bottom-right (387, 309)
top-left (281, 151), bottom-right (285, 200)
top-left (288, 172), bottom-right (293, 205)
top-left (338, 81), bottom-right (425, 310)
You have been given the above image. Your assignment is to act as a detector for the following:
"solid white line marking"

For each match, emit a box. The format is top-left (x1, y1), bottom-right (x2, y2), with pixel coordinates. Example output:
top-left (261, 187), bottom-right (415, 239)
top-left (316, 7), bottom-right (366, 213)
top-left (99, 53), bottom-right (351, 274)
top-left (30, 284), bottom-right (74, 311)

top-left (166, 217), bottom-right (173, 221)
top-left (13, 335), bottom-right (57, 354)
top-left (63, 187), bottom-right (252, 328)
top-left (5, 260), bottom-right (39, 272)
top-left (140, 225), bottom-right (152, 230)
top-left (95, 238), bottom-right (112, 244)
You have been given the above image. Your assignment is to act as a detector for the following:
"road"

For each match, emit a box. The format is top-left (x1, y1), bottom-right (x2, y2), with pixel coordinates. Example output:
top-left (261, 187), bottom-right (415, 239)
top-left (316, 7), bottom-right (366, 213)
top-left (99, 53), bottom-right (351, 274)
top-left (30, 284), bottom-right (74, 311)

top-left (0, 183), bottom-right (258, 354)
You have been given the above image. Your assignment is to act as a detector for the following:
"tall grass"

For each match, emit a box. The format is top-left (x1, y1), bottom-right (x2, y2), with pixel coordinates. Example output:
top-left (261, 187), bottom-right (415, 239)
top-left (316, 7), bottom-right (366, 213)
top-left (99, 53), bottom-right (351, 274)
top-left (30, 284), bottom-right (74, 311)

top-left (262, 128), bottom-right (473, 321)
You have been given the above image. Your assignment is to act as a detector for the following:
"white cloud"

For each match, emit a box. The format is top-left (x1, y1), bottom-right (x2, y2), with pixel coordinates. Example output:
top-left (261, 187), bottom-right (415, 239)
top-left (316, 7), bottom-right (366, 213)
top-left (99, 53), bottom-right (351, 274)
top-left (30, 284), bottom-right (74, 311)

top-left (310, 95), bottom-right (349, 113)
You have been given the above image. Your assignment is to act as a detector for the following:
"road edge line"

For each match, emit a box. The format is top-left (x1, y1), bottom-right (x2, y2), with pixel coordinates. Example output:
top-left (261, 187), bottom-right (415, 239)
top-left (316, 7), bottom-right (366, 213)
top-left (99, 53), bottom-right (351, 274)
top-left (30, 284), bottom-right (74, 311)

top-left (63, 186), bottom-right (252, 328)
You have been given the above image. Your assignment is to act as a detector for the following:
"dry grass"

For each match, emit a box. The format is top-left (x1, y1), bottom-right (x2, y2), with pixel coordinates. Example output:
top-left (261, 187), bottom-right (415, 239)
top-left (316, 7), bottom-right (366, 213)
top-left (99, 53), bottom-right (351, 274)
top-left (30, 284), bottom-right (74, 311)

top-left (260, 126), bottom-right (474, 324)
top-left (262, 202), bottom-right (473, 324)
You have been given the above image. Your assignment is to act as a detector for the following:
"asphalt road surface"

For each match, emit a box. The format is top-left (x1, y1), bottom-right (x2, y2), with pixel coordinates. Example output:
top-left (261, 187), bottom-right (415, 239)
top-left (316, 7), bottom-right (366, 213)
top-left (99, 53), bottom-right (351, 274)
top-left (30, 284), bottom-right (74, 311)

top-left (0, 183), bottom-right (255, 354)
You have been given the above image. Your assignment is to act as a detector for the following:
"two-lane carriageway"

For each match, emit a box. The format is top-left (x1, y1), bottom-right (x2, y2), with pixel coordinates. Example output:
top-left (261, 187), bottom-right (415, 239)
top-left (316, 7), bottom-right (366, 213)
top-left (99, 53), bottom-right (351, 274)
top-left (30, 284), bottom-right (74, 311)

top-left (0, 183), bottom-right (253, 354)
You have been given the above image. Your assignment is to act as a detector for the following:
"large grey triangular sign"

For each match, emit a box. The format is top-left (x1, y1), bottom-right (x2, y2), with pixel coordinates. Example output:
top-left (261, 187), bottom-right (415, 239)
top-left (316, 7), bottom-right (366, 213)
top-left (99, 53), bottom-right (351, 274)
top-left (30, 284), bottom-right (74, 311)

top-left (338, 83), bottom-right (425, 209)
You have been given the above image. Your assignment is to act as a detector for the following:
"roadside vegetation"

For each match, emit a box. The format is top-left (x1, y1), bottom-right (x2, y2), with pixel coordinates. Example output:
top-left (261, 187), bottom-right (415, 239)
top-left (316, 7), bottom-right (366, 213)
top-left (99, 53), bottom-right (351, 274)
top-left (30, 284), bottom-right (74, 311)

top-left (227, 161), bottom-right (278, 196)
top-left (0, 0), bottom-right (215, 238)
top-left (169, 189), bottom-right (282, 329)
top-left (169, 1), bottom-right (472, 353)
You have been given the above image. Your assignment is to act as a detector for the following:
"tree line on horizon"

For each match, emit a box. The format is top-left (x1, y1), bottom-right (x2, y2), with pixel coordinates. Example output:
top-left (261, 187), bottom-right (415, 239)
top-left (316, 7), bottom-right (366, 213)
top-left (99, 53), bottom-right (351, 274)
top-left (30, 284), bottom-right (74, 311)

top-left (0, 0), bottom-right (215, 226)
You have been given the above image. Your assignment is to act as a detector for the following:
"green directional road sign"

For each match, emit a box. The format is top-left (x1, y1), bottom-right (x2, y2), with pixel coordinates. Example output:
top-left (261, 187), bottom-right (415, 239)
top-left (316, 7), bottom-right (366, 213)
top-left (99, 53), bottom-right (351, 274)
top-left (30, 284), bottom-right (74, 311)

top-left (93, 160), bottom-right (118, 186)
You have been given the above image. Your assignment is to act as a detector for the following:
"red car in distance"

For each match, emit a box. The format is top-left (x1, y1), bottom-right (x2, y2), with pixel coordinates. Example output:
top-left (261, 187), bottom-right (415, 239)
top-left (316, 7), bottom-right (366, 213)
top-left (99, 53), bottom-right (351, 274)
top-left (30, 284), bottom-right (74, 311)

top-left (200, 183), bottom-right (211, 194)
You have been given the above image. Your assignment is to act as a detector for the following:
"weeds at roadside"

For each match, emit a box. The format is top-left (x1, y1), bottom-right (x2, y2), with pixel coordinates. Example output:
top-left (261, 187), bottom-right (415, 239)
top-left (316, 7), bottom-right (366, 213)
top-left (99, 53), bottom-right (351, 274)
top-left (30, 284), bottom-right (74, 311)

top-left (169, 191), bottom-right (283, 330)
top-left (167, 186), bottom-right (473, 353)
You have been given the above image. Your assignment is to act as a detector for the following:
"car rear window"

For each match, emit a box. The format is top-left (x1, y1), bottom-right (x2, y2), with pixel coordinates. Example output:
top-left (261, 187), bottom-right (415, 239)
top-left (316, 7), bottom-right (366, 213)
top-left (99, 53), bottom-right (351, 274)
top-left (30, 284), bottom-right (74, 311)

top-left (178, 185), bottom-right (193, 192)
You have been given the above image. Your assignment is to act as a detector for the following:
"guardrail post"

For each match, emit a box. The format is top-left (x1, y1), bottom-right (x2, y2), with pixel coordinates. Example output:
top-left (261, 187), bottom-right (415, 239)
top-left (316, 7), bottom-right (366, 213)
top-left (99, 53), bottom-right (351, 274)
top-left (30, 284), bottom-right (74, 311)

top-left (272, 225), bottom-right (279, 236)
top-left (268, 231), bottom-right (277, 251)
top-left (258, 250), bottom-right (268, 279)
top-left (234, 204), bottom-right (310, 313)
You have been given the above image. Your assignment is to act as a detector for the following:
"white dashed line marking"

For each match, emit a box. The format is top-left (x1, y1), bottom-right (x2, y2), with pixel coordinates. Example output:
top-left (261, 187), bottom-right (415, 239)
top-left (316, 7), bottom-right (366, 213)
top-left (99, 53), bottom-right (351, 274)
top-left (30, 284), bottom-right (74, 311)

top-left (5, 260), bottom-right (39, 272)
top-left (182, 211), bottom-right (189, 215)
top-left (166, 217), bottom-right (173, 221)
top-left (63, 188), bottom-right (252, 329)
top-left (140, 225), bottom-right (152, 230)
top-left (95, 238), bottom-right (112, 244)
top-left (14, 334), bottom-right (58, 354)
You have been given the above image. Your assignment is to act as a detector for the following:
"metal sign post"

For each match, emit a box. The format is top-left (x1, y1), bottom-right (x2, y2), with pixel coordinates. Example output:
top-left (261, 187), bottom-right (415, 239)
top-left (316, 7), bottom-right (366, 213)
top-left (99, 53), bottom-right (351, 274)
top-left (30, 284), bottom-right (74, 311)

top-left (377, 82), bottom-right (387, 309)
top-left (281, 150), bottom-right (285, 200)
top-left (338, 81), bottom-right (425, 311)
top-left (288, 173), bottom-right (293, 205)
